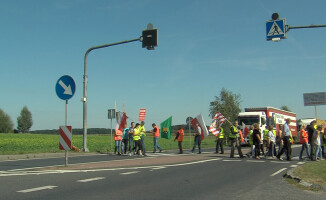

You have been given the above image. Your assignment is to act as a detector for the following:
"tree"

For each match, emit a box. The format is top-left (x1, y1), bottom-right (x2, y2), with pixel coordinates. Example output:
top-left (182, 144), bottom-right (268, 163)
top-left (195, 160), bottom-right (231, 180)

top-left (280, 105), bottom-right (291, 112)
top-left (17, 106), bottom-right (33, 133)
top-left (0, 108), bottom-right (14, 133)
top-left (209, 88), bottom-right (242, 135)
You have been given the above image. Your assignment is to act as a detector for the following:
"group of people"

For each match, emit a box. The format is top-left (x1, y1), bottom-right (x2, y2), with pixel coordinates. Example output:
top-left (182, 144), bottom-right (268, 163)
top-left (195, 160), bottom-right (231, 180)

top-left (228, 118), bottom-right (326, 161)
top-left (114, 119), bottom-right (326, 161)
top-left (298, 120), bottom-right (326, 161)
top-left (114, 121), bottom-right (163, 156)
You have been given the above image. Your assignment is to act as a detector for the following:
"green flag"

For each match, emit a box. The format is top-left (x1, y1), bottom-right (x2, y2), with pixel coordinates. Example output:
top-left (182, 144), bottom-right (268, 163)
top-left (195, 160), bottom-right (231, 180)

top-left (160, 116), bottom-right (172, 139)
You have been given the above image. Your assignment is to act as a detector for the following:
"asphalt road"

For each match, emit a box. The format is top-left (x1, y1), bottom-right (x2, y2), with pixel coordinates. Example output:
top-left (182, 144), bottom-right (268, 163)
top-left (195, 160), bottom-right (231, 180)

top-left (0, 145), bottom-right (324, 200)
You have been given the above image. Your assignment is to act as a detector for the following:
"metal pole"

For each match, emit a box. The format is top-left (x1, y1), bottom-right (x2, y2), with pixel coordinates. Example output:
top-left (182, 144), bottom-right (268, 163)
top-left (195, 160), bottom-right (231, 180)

top-left (189, 122), bottom-right (191, 149)
top-left (315, 105), bottom-right (318, 121)
top-left (110, 118), bottom-right (112, 153)
top-left (288, 24), bottom-right (326, 30)
top-left (65, 100), bottom-right (68, 167)
top-left (82, 38), bottom-right (141, 152)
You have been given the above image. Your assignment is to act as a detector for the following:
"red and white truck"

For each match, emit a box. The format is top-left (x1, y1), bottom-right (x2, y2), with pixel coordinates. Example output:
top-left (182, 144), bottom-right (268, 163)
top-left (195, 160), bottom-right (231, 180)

top-left (238, 106), bottom-right (297, 138)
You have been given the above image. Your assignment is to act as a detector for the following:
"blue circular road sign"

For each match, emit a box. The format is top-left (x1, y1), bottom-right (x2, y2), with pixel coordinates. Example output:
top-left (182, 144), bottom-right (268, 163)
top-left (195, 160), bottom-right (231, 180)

top-left (55, 75), bottom-right (76, 100)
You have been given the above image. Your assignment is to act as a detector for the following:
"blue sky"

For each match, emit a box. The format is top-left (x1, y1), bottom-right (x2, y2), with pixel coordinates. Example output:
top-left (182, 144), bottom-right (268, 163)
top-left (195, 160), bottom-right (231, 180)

top-left (1, 0), bottom-right (326, 131)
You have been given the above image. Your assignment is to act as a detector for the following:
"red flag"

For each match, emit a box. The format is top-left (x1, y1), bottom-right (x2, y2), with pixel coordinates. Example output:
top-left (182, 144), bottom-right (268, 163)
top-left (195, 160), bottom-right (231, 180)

top-left (191, 114), bottom-right (209, 140)
top-left (116, 112), bottom-right (128, 131)
top-left (138, 108), bottom-right (146, 121)
top-left (242, 122), bottom-right (250, 139)
top-left (213, 112), bottom-right (226, 125)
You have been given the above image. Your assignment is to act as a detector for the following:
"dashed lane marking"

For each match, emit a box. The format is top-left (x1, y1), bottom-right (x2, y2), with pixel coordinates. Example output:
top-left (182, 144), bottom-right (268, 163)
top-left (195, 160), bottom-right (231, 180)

top-left (120, 171), bottom-right (140, 175)
top-left (77, 177), bottom-right (105, 183)
top-left (270, 168), bottom-right (287, 177)
top-left (17, 185), bottom-right (57, 193)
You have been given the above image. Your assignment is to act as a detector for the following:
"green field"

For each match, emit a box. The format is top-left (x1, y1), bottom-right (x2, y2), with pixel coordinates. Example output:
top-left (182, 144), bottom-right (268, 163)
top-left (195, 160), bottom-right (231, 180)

top-left (0, 133), bottom-right (220, 155)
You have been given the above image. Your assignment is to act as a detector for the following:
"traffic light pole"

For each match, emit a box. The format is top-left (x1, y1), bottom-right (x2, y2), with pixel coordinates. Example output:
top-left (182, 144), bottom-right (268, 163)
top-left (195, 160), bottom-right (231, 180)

top-left (82, 37), bottom-right (141, 152)
top-left (286, 24), bottom-right (326, 31)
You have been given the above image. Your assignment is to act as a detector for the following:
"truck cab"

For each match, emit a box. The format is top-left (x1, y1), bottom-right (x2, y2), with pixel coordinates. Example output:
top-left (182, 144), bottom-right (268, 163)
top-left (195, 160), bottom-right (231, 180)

top-left (238, 111), bottom-right (267, 143)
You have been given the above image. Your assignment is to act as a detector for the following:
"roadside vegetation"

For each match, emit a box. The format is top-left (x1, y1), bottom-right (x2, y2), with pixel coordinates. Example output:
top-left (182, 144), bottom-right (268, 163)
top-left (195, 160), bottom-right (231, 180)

top-left (293, 160), bottom-right (326, 188)
top-left (0, 133), bottom-right (219, 155)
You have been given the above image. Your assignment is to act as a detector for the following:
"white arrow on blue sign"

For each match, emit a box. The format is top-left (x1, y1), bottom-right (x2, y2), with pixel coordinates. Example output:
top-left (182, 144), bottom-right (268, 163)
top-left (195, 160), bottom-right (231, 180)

top-left (55, 75), bottom-right (76, 100)
top-left (266, 19), bottom-right (286, 40)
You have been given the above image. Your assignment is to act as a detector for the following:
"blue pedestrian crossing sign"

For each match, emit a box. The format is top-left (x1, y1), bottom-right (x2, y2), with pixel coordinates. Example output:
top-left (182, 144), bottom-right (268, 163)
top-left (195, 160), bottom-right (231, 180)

top-left (266, 19), bottom-right (286, 40)
top-left (55, 75), bottom-right (76, 101)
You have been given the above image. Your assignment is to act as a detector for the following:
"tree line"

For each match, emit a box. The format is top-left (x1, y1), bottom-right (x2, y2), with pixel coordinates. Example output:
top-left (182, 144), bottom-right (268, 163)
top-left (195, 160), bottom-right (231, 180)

top-left (0, 106), bottom-right (33, 133)
top-left (1, 88), bottom-right (291, 135)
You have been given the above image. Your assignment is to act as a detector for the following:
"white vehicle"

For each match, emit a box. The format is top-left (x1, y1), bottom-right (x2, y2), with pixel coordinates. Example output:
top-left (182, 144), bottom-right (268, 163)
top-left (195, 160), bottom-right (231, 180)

top-left (238, 107), bottom-right (297, 142)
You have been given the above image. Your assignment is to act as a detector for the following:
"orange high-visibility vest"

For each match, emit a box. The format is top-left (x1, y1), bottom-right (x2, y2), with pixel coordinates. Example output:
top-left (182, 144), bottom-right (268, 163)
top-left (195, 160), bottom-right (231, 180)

top-left (154, 126), bottom-right (160, 138)
top-left (300, 129), bottom-right (308, 144)
top-left (114, 129), bottom-right (123, 141)
top-left (177, 129), bottom-right (184, 142)
top-left (239, 130), bottom-right (244, 143)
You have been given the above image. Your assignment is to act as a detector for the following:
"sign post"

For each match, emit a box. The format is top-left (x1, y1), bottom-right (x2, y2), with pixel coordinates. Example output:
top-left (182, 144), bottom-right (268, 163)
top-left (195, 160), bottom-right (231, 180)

top-left (186, 117), bottom-right (193, 148)
top-left (56, 75), bottom-right (76, 167)
top-left (303, 92), bottom-right (326, 121)
top-left (108, 109), bottom-right (116, 152)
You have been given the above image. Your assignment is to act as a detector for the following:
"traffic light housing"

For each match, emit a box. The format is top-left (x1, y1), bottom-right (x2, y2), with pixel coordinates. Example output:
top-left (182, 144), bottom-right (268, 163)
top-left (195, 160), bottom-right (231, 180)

top-left (142, 29), bottom-right (158, 50)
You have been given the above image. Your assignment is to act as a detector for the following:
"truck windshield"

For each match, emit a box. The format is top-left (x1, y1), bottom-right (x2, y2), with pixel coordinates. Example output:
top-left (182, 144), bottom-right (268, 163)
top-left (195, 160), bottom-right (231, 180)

top-left (238, 117), bottom-right (259, 125)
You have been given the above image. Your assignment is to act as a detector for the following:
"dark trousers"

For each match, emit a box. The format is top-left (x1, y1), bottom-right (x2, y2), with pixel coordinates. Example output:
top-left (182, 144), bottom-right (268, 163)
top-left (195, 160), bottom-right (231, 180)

top-left (178, 141), bottom-right (183, 154)
top-left (192, 136), bottom-right (201, 153)
top-left (299, 142), bottom-right (310, 159)
top-left (230, 138), bottom-right (243, 158)
top-left (254, 143), bottom-right (260, 157)
top-left (310, 142), bottom-right (315, 161)
top-left (122, 139), bottom-right (128, 154)
top-left (277, 136), bottom-right (291, 160)
top-left (216, 138), bottom-right (224, 154)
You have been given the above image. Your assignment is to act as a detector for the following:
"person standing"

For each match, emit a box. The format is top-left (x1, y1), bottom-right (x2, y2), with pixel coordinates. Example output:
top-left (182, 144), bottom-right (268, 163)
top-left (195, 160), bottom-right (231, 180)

top-left (246, 125), bottom-right (254, 158)
top-left (215, 124), bottom-right (224, 154)
top-left (151, 123), bottom-right (162, 153)
top-left (299, 124), bottom-right (309, 160)
top-left (314, 125), bottom-right (323, 161)
top-left (114, 129), bottom-right (123, 155)
top-left (139, 121), bottom-right (146, 156)
top-left (174, 127), bottom-right (184, 154)
top-left (307, 120), bottom-right (317, 161)
top-left (262, 126), bottom-right (269, 155)
top-left (276, 124), bottom-right (283, 154)
top-left (191, 122), bottom-right (202, 154)
top-left (252, 123), bottom-right (262, 159)
top-left (133, 123), bottom-right (142, 156)
top-left (128, 122), bottom-right (135, 155)
top-left (266, 125), bottom-right (276, 158)
top-left (122, 124), bottom-right (129, 154)
top-left (276, 119), bottom-right (293, 161)
top-left (229, 120), bottom-right (244, 158)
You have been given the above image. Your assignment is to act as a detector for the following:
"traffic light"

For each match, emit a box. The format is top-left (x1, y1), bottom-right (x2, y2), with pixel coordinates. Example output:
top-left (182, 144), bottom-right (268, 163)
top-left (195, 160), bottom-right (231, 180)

top-left (142, 29), bottom-right (158, 50)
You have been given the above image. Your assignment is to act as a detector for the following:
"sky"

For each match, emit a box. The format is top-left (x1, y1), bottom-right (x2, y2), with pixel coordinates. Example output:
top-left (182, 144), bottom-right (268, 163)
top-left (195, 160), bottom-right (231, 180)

top-left (1, 0), bottom-right (326, 131)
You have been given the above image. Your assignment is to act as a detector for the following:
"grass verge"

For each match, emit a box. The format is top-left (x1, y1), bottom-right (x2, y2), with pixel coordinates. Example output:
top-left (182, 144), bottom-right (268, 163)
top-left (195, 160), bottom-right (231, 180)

top-left (0, 133), bottom-right (220, 155)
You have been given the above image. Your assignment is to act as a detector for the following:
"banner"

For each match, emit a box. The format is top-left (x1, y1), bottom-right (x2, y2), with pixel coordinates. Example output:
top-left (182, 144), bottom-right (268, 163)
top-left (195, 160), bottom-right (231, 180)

top-left (191, 114), bottom-right (209, 140)
top-left (116, 112), bottom-right (128, 131)
top-left (139, 108), bottom-right (146, 121)
top-left (160, 116), bottom-right (172, 139)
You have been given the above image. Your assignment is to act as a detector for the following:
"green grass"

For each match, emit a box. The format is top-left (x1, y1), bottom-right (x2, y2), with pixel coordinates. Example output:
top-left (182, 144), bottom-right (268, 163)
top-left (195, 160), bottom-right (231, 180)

top-left (293, 160), bottom-right (326, 188)
top-left (0, 133), bottom-right (220, 155)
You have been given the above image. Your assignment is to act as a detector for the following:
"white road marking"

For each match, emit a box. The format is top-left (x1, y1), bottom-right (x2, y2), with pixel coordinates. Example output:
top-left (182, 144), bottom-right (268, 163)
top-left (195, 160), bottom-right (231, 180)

top-left (17, 185), bottom-right (57, 193)
top-left (290, 165), bottom-right (298, 168)
top-left (297, 162), bottom-right (305, 165)
top-left (270, 168), bottom-right (287, 176)
top-left (222, 160), bottom-right (242, 162)
top-left (77, 177), bottom-right (105, 183)
top-left (120, 171), bottom-right (140, 175)
top-left (270, 161), bottom-right (290, 164)
top-left (246, 160), bottom-right (266, 163)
